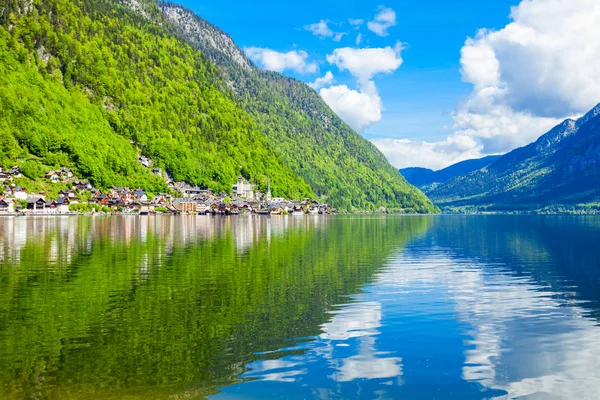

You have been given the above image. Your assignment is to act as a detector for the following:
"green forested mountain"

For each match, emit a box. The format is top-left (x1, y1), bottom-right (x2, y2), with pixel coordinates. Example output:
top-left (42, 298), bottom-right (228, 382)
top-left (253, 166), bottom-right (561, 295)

top-left (0, 0), bottom-right (437, 212)
top-left (0, 0), bottom-right (312, 198)
top-left (156, 2), bottom-right (437, 212)
top-left (428, 104), bottom-right (600, 212)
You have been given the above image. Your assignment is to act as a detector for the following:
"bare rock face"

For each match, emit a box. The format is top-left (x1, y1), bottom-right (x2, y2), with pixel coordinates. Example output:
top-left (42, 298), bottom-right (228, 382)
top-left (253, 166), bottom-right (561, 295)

top-left (122, 0), bottom-right (151, 19)
top-left (160, 4), bottom-right (252, 71)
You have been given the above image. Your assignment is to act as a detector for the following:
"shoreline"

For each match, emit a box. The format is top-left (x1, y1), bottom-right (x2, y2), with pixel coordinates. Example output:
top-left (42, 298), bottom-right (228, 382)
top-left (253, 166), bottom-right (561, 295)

top-left (1, 211), bottom-right (600, 217)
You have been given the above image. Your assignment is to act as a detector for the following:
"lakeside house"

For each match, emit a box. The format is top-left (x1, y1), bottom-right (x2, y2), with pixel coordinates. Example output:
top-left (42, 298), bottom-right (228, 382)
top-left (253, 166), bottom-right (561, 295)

top-left (26, 198), bottom-right (47, 213)
top-left (0, 198), bottom-right (15, 214)
top-left (56, 196), bottom-right (71, 213)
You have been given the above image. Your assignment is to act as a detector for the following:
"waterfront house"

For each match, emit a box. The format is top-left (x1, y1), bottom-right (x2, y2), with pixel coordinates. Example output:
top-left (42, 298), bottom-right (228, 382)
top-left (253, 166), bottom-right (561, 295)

top-left (272, 201), bottom-right (293, 213)
top-left (56, 196), bottom-right (70, 213)
top-left (218, 203), bottom-right (230, 214)
top-left (26, 198), bottom-right (46, 213)
top-left (45, 200), bottom-right (58, 214)
top-left (0, 198), bottom-right (15, 214)
top-left (172, 198), bottom-right (197, 213)
top-left (134, 189), bottom-right (148, 202)
top-left (231, 199), bottom-right (250, 211)
top-left (197, 201), bottom-right (209, 214)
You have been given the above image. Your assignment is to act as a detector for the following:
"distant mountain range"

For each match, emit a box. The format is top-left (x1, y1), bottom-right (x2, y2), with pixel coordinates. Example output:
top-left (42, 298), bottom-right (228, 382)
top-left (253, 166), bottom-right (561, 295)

top-left (400, 155), bottom-right (502, 189)
top-left (424, 103), bottom-right (600, 212)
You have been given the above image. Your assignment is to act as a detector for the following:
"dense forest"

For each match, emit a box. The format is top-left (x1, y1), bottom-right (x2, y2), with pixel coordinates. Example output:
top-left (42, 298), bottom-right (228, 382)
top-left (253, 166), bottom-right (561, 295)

top-left (0, 0), bottom-right (312, 198)
top-left (0, 0), bottom-right (437, 212)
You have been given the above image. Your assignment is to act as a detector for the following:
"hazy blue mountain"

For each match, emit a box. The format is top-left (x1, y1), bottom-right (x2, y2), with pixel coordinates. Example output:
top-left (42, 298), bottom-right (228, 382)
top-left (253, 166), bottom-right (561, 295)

top-left (400, 155), bottom-right (502, 188)
top-left (428, 103), bottom-right (600, 212)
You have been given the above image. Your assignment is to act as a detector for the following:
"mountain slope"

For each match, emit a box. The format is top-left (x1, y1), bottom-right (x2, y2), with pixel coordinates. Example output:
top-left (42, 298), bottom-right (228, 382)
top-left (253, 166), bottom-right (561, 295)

top-left (0, 0), bottom-right (312, 198)
top-left (400, 155), bottom-right (502, 189)
top-left (429, 104), bottom-right (600, 211)
top-left (157, 2), bottom-right (438, 212)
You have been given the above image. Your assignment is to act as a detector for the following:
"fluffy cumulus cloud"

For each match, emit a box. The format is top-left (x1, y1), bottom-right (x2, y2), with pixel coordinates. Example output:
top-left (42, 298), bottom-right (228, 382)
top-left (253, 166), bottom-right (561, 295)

top-left (326, 43), bottom-right (403, 82)
top-left (373, 0), bottom-right (600, 169)
top-left (320, 84), bottom-right (383, 133)
top-left (318, 44), bottom-right (403, 132)
top-left (367, 7), bottom-right (397, 36)
top-left (244, 47), bottom-right (318, 74)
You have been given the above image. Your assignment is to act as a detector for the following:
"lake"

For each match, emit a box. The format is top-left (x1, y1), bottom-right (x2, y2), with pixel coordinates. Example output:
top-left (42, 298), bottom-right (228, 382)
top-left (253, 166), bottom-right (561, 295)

top-left (1, 215), bottom-right (599, 399)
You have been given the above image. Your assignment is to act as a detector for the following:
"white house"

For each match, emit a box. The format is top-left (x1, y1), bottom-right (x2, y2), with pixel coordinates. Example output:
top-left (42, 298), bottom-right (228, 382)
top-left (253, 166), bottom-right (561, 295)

top-left (56, 196), bottom-right (71, 214)
top-left (45, 171), bottom-right (60, 183)
top-left (9, 186), bottom-right (27, 200)
top-left (232, 177), bottom-right (255, 199)
top-left (0, 199), bottom-right (15, 214)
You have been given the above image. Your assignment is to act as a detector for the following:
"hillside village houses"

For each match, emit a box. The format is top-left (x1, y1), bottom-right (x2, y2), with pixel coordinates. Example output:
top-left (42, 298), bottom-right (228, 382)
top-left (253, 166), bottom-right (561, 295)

top-left (0, 161), bottom-right (334, 215)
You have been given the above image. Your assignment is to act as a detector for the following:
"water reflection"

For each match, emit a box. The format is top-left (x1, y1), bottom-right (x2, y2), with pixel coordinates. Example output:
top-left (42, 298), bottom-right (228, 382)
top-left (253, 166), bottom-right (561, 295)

top-left (216, 216), bottom-right (600, 400)
top-left (2, 216), bottom-right (600, 399)
top-left (0, 215), bottom-right (428, 399)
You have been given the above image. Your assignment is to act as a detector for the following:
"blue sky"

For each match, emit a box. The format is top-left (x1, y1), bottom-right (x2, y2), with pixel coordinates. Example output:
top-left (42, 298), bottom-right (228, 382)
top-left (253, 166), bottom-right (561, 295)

top-left (174, 0), bottom-right (600, 170)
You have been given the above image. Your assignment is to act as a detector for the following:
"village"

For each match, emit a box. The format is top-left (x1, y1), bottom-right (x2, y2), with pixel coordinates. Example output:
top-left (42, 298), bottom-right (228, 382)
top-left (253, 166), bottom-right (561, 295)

top-left (0, 165), bottom-right (335, 216)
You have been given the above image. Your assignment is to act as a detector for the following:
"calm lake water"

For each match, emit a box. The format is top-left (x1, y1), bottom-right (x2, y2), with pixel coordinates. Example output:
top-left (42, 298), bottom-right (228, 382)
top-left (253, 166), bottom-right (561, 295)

top-left (1, 215), bottom-right (600, 399)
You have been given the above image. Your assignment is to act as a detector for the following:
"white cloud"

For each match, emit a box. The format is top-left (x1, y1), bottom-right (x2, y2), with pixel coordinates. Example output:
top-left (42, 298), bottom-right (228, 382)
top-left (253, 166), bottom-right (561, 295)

top-left (304, 20), bottom-right (333, 39)
top-left (244, 47), bottom-right (318, 74)
top-left (371, 135), bottom-right (484, 170)
top-left (305, 20), bottom-right (347, 42)
top-left (308, 71), bottom-right (335, 90)
top-left (320, 84), bottom-right (382, 133)
top-left (355, 33), bottom-right (363, 45)
top-left (349, 18), bottom-right (365, 26)
top-left (375, 0), bottom-right (600, 169)
top-left (367, 7), bottom-right (397, 36)
top-left (333, 32), bottom-right (346, 42)
top-left (326, 43), bottom-right (403, 83)
top-left (319, 45), bottom-right (404, 132)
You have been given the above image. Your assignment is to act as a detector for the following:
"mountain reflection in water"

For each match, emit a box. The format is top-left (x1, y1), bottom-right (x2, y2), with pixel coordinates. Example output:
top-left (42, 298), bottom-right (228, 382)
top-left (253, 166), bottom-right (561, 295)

top-left (1, 215), bottom-right (599, 399)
